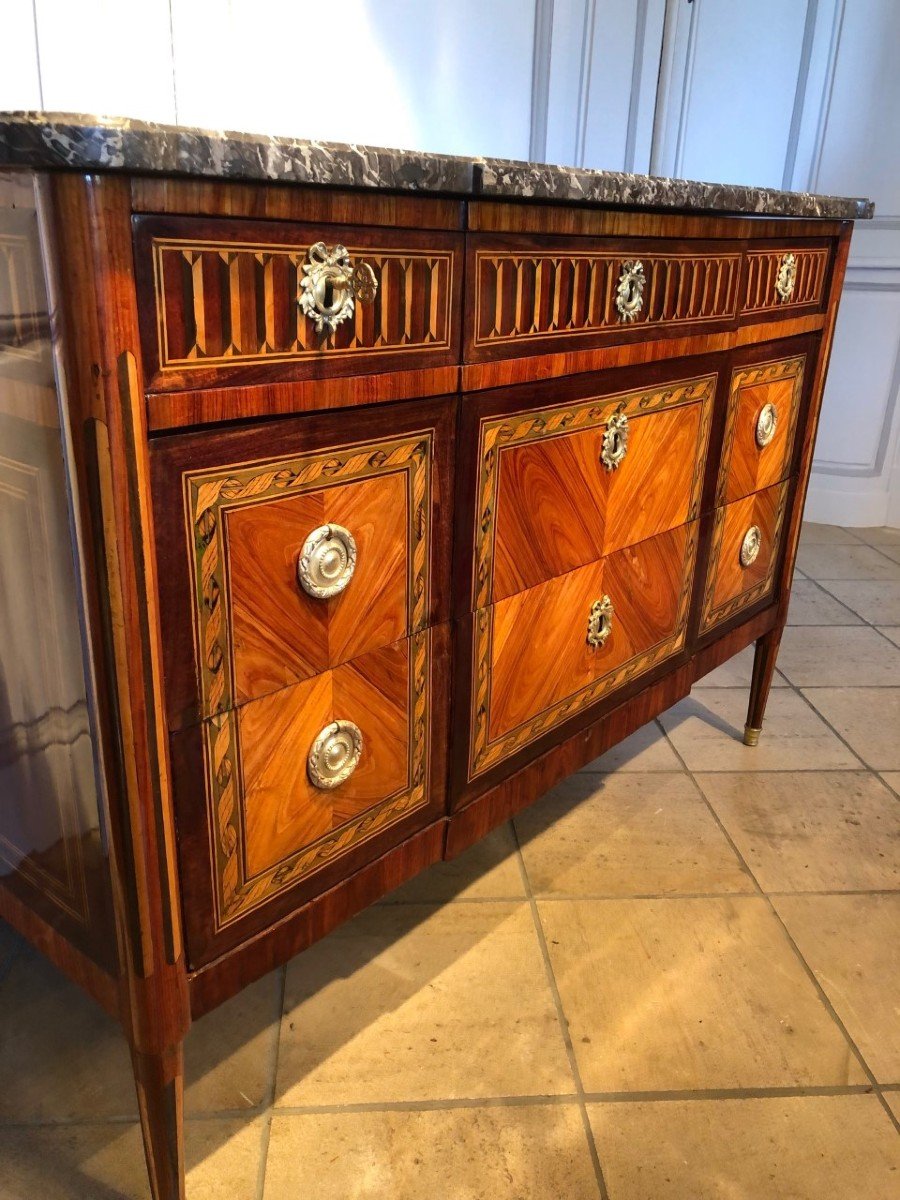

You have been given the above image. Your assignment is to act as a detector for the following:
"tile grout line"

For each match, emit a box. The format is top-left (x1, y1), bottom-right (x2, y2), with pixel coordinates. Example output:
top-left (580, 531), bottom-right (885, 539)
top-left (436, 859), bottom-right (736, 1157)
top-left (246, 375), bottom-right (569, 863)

top-left (254, 963), bottom-right (287, 1200)
top-left (5, 1080), bottom-right (896, 1134)
top-left (510, 822), bottom-right (612, 1200)
top-left (356, 884), bottom-right (900, 907)
top-left (661, 713), bottom-right (900, 1130)
top-left (681, 748), bottom-right (900, 1137)
top-left (778, 669), bottom-right (872, 770)
top-left (798, 570), bottom-right (900, 650)
top-left (659, 728), bottom-right (766, 896)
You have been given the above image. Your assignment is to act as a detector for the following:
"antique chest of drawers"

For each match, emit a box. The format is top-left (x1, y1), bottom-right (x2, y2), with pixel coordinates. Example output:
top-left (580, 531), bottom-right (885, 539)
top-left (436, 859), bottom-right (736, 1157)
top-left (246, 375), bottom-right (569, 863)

top-left (0, 113), bottom-right (872, 1199)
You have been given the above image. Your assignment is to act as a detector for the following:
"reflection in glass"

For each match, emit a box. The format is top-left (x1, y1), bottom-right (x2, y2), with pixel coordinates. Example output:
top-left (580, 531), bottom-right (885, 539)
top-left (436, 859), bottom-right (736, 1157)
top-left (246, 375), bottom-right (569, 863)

top-left (0, 173), bottom-right (102, 926)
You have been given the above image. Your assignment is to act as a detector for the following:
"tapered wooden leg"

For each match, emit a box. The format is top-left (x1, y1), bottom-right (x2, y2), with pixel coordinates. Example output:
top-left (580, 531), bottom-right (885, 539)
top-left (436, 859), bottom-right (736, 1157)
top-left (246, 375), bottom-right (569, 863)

top-left (132, 1043), bottom-right (186, 1200)
top-left (744, 626), bottom-right (784, 745)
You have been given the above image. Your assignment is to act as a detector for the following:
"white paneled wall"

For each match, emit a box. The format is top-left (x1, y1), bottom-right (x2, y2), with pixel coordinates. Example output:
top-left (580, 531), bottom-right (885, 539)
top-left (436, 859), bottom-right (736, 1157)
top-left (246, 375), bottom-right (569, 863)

top-left (802, 0), bottom-right (900, 526)
top-left (654, 0), bottom-right (900, 527)
top-left (653, 0), bottom-right (813, 188)
top-left (543, 0), bottom-right (665, 172)
top-left (2, 0), bottom-right (898, 524)
top-left (171, 0), bottom-right (536, 157)
top-left (25, 0), bottom-right (177, 121)
top-left (0, 2), bottom-right (42, 109)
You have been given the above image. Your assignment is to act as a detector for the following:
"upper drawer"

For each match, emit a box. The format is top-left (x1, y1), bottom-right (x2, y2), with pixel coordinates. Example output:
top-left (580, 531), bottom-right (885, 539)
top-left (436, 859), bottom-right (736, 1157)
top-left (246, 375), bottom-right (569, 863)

top-left (718, 353), bottom-right (806, 505)
top-left (465, 234), bottom-right (743, 361)
top-left (467, 371), bottom-right (716, 609)
top-left (134, 216), bottom-right (463, 391)
top-left (151, 396), bottom-right (455, 729)
top-left (742, 244), bottom-right (830, 316)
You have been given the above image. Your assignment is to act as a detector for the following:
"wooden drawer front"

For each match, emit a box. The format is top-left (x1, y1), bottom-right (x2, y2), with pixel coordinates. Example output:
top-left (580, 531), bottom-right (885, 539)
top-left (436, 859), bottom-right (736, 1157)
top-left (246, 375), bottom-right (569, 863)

top-left (152, 397), bottom-right (454, 731)
top-left (718, 355), bottom-right (805, 505)
top-left (469, 522), bottom-right (697, 779)
top-left (227, 471), bottom-right (410, 707)
top-left (701, 480), bottom-right (789, 633)
top-left (474, 373), bottom-right (715, 608)
top-left (468, 237), bottom-right (741, 359)
top-left (135, 216), bottom-right (461, 390)
top-left (174, 628), bottom-right (443, 959)
top-left (742, 246), bottom-right (829, 315)
top-left (186, 431), bottom-right (432, 719)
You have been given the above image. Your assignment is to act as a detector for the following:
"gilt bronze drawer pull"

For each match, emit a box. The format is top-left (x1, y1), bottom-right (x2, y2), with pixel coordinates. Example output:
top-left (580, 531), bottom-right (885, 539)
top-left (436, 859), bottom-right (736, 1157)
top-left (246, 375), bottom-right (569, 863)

top-left (740, 525), bottom-right (762, 568)
top-left (297, 523), bottom-right (357, 599)
top-left (587, 595), bottom-right (615, 648)
top-left (308, 720), bottom-right (363, 789)
top-left (601, 411), bottom-right (630, 470)
top-left (775, 252), bottom-right (797, 302)
top-left (755, 402), bottom-right (778, 448)
top-left (615, 259), bottom-right (645, 322)
top-left (299, 241), bottom-right (378, 334)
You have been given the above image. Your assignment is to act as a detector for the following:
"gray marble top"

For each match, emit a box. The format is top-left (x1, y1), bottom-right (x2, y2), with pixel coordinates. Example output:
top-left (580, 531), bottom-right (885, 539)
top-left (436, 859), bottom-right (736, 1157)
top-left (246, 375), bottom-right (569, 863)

top-left (0, 112), bottom-right (874, 221)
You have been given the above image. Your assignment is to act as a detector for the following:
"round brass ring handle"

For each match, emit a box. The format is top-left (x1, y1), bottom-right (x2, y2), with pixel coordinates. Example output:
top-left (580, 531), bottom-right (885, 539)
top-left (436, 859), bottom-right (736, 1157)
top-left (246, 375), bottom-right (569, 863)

top-left (297, 524), bottom-right (357, 599)
top-left (308, 720), bottom-right (363, 790)
top-left (587, 595), bottom-right (614, 647)
top-left (755, 402), bottom-right (778, 448)
top-left (299, 242), bottom-right (378, 335)
top-left (740, 525), bottom-right (762, 568)
top-left (601, 412), bottom-right (629, 471)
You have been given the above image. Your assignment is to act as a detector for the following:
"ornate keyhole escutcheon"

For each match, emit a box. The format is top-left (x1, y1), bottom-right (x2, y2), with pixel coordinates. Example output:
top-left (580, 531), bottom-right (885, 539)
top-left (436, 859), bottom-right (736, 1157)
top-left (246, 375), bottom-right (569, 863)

top-left (740, 525), bottom-right (762, 568)
top-left (297, 523), bottom-right (357, 599)
top-left (308, 720), bottom-right (363, 790)
top-left (601, 411), bottom-right (630, 470)
top-left (775, 252), bottom-right (797, 303)
top-left (755, 402), bottom-right (778, 448)
top-left (587, 595), bottom-right (614, 648)
top-left (616, 259), bottom-right (645, 323)
top-left (298, 242), bottom-right (378, 335)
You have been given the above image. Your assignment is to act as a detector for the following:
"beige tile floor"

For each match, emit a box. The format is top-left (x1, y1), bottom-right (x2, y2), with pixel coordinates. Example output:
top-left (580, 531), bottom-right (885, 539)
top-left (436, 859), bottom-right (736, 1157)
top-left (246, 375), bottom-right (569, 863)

top-left (1, 522), bottom-right (899, 1198)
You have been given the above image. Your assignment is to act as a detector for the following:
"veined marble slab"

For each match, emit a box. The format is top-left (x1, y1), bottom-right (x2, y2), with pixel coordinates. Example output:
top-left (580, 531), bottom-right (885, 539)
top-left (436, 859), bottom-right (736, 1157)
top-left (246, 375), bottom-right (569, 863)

top-left (0, 112), bottom-right (874, 220)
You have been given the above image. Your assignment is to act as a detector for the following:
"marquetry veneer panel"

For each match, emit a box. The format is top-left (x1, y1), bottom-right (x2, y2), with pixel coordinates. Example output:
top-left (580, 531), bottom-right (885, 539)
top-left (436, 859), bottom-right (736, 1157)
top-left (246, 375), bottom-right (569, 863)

top-left (469, 240), bottom-right (741, 358)
top-left (701, 480), bottom-right (789, 633)
top-left (469, 522), bottom-right (697, 779)
top-left (134, 216), bottom-right (461, 389)
top-left (227, 471), bottom-right (409, 706)
top-left (182, 429), bottom-right (434, 721)
top-left (472, 373), bottom-right (715, 608)
top-left (718, 355), bottom-right (805, 505)
top-left (742, 247), bottom-right (829, 314)
top-left (189, 628), bottom-right (435, 933)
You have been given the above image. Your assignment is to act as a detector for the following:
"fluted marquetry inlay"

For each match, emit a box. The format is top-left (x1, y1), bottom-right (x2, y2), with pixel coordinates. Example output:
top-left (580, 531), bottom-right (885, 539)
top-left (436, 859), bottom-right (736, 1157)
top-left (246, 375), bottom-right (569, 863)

top-left (473, 249), bottom-right (741, 347)
top-left (151, 237), bottom-right (454, 370)
top-left (743, 247), bottom-right (828, 313)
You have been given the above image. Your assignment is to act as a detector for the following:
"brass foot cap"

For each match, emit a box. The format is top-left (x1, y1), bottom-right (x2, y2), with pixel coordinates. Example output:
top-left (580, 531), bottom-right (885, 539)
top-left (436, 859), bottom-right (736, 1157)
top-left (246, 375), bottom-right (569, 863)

top-left (743, 725), bottom-right (762, 747)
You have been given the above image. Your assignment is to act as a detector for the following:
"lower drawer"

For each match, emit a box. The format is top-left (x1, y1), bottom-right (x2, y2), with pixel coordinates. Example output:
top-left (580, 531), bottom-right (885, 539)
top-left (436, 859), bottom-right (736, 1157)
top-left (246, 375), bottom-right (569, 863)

top-left (700, 480), bottom-right (789, 633)
top-left (170, 626), bottom-right (448, 966)
top-left (464, 522), bottom-right (697, 783)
